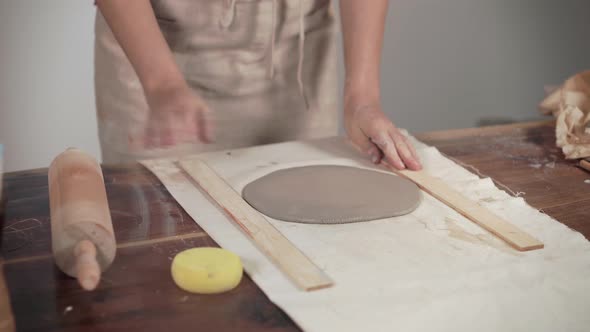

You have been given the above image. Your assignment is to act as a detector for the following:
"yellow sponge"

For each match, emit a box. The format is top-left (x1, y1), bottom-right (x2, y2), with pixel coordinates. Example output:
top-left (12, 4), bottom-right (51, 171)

top-left (171, 247), bottom-right (243, 294)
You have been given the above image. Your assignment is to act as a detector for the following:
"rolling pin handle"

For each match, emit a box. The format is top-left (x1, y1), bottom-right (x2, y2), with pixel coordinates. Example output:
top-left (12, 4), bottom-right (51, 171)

top-left (74, 240), bottom-right (100, 291)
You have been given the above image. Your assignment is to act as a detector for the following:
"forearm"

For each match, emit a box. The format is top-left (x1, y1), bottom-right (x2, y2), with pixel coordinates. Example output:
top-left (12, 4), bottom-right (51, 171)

top-left (339, 0), bottom-right (388, 105)
top-left (96, 0), bottom-right (184, 93)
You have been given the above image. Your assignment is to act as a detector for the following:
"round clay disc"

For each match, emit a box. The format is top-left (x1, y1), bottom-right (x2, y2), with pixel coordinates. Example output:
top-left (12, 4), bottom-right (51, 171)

top-left (242, 165), bottom-right (421, 224)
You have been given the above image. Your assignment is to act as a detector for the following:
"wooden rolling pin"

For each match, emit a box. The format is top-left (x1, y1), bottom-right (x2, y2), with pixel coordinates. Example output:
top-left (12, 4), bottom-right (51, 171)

top-left (0, 263), bottom-right (15, 332)
top-left (0, 144), bottom-right (16, 332)
top-left (48, 148), bottom-right (116, 291)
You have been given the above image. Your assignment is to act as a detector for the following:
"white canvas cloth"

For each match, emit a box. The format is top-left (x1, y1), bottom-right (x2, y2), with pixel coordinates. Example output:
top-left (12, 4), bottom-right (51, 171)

top-left (143, 136), bottom-right (590, 332)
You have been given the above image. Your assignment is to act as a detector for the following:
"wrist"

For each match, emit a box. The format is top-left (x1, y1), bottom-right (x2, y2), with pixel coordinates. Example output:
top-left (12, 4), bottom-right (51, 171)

top-left (344, 85), bottom-right (380, 113)
top-left (344, 75), bottom-right (380, 101)
top-left (141, 65), bottom-right (187, 97)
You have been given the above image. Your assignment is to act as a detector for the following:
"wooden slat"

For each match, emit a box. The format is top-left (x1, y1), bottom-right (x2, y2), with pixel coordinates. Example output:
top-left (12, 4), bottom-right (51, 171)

top-left (0, 263), bottom-right (16, 332)
top-left (178, 158), bottom-right (333, 291)
top-left (395, 169), bottom-right (544, 251)
top-left (415, 120), bottom-right (555, 142)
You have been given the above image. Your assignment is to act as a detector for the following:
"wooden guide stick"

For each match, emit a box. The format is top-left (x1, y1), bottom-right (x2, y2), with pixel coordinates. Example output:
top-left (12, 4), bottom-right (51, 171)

top-left (178, 158), bottom-right (333, 291)
top-left (395, 169), bottom-right (544, 251)
top-left (580, 158), bottom-right (590, 173)
top-left (48, 149), bottom-right (116, 290)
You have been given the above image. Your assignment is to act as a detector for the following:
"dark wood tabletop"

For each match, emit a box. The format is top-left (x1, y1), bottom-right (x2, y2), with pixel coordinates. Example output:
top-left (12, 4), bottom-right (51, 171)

top-left (1, 120), bottom-right (589, 331)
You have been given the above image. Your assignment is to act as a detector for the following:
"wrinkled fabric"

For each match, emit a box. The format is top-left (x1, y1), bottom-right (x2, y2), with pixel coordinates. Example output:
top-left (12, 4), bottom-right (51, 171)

top-left (539, 70), bottom-right (590, 159)
top-left (144, 136), bottom-right (590, 332)
top-left (94, 0), bottom-right (338, 164)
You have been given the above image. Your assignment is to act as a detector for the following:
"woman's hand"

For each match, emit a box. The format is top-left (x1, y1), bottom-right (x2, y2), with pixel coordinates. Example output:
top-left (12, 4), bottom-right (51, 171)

top-left (339, 1), bottom-right (420, 171)
top-left (96, 1), bottom-right (213, 149)
top-left (142, 82), bottom-right (213, 148)
top-left (344, 100), bottom-right (422, 171)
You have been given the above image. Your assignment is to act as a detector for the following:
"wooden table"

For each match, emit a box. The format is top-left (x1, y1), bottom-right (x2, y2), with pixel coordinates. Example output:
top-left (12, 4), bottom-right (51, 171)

top-left (1, 120), bottom-right (589, 331)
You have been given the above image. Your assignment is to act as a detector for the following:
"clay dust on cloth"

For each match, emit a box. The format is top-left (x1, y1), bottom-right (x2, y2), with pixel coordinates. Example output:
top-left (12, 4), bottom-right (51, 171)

top-left (144, 135), bottom-right (590, 332)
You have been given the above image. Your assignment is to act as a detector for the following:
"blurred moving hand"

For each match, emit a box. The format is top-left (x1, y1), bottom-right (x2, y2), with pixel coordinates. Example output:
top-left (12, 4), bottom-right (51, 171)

top-left (96, 1), bottom-right (214, 150)
top-left (142, 82), bottom-right (213, 148)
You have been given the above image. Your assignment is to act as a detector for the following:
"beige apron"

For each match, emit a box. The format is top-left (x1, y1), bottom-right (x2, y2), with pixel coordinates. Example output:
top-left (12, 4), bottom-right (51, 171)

top-left (94, 0), bottom-right (339, 164)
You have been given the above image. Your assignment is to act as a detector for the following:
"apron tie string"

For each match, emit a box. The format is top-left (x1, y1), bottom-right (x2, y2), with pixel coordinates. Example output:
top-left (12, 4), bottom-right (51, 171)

top-left (268, 0), bottom-right (277, 78)
top-left (219, 0), bottom-right (237, 29)
top-left (298, 0), bottom-right (309, 109)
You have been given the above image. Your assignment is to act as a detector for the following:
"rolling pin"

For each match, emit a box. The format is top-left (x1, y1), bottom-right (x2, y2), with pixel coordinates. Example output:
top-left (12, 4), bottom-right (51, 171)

top-left (0, 144), bottom-right (16, 332)
top-left (0, 263), bottom-right (15, 332)
top-left (48, 148), bottom-right (116, 291)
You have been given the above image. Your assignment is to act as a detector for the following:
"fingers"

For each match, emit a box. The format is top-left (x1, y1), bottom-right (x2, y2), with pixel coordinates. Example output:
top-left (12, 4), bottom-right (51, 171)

top-left (405, 136), bottom-right (422, 170)
top-left (359, 138), bottom-right (383, 165)
top-left (140, 84), bottom-right (216, 150)
top-left (371, 134), bottom-right (405, 170)
top-left (177, 108), bottom-right (199, 145)
top-left (142, 106), bottom-right (214, 150)
top-left (143, 124), bottom-right (174, 149)
top-left (196, 106), bottom-right (214, 143)
top-left (160, 126), bottom-right (176, 147)
top-left (144, 123), bottom-right (159, 149)
top-left (366, 144), bottom-right (383, 164)
top-left (390, 130), bottom-right (422, 171)
top-left (369, 129), bottom-right (423, 171)
top-left (351, 131), bottom-right (383, 164)
top-left (171, 105), bottom-right (213, 145)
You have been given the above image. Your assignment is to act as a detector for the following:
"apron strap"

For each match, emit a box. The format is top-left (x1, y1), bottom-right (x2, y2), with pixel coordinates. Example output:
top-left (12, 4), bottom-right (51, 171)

top-left (269, 0), bottom-right (277, 78)
top-left (219, 0), bottom-right (237, 28)
top-left (297, 0), bottom-right (309, 109)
